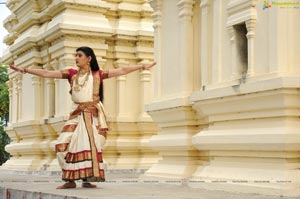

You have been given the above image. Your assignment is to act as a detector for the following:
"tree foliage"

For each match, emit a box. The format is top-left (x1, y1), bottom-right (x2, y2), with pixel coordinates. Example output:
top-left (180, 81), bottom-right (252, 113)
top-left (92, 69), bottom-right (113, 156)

top-left (0, 65), bottom-right (11, 165)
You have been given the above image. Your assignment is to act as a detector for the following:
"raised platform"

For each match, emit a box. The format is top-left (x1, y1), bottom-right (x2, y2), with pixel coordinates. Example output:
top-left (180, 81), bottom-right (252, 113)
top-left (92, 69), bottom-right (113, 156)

top-left (0, 169), bottom-right (296, 199)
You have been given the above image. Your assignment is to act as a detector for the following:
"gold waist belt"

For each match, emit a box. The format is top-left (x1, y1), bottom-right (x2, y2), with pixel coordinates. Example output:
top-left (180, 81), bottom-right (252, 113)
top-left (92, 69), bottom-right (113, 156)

top-left (69, 100), bottom-right (110, 131)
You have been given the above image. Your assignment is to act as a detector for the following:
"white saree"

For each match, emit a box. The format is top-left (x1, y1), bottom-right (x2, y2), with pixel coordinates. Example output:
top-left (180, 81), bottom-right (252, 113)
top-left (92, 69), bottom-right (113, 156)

top-left (55, 68), bottom-right (110, 182)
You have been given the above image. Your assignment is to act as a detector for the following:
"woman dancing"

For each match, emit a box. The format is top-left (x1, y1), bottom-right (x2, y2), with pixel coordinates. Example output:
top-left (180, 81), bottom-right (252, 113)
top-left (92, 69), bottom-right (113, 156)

top-left (9, 46), bottom-right (156, 189)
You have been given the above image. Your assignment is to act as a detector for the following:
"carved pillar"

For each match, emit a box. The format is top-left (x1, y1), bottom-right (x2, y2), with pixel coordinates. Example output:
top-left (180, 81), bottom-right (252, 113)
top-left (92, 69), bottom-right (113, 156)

top-left (136, 59), bottom-right (159, 171)
top-left (43, 42), bottom-right (55, 119)
top-left (246, 18), bottom-right (256, 77)
top-left (211, 0), bottom-right (223, 84)
top-left (200, 0), bottom-right (212, 90)
top-left (7, 79), bottom-right (13, 124)
top-left (54, 76), bottom-right (60, 118)
top-left (114, 59), bottom-right (129, 120)
top-left (177, 0), bottom-right (195, 96)
top-left (138, 60), bottom-right (153, 121)
top-left (43, 64), bottom-right (55, 119)
top-left (31, 75), bottom-right (42, 120)
top-left (16, 74), bottom-right (22, 122)
top-left (54, 57), bottom-right (72, 118)
top-left (11, 76), bottom-right (18, 123)
top-left (39, 124), bottom-right (57, 172)
top-left (148, 0), bottom-right (162, 102)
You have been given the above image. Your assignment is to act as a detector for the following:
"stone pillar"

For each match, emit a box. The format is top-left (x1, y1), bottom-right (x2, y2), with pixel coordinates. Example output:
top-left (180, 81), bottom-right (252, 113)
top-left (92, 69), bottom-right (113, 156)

top-left (246, 18), bottom-right (256, 77)
top-left (177, 0), bottom-right (195, 96)
top-left (136, 59), bottom-right (160, 170)
top-left (7, 79), bottom-right (13, 125)
top-left (31, 75), bottom-right (42, 120)
top-left (43, 69), bottom-right (55, 119)
top-left (200, 0), bottom-right (212, 90)
top-left (53, 57), bottom-right (72, 118)
top-left (114, 59), bottom-right (129, 120)
top-left (211, 0), bottom-right (223, 84)
top-left (137, 60), bottom-right (153, 121)
top-left (11, 76), bottom-right (17, 123)
top-left (16, 74), bottom-right (22, 122)
top-left (148, 0), bottom-right (162, 102)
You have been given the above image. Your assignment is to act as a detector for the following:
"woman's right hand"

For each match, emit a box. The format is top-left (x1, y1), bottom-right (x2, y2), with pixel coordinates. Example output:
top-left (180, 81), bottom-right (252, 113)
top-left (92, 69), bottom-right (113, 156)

top-left (9, 64), bottom-right (25, 73)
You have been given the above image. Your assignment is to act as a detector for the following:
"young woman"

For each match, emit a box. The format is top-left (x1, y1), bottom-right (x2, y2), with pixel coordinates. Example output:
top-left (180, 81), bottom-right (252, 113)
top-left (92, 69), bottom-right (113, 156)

top-left (9, 46), bottom-right (156, 189)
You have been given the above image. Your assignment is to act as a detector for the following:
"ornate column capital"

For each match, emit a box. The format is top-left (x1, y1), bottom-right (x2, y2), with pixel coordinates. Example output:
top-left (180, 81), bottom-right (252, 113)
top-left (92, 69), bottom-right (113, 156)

top-left (148, 0), bottom-right (163, 29)
top-left (6, 79), bottom-right (13, 95)
top-left (16, 73), bottom-right (23, 90)
top-left (31, 75), bottom-right (41, 86)
top-left (246, 18), bottom-right (256, 39)
top-left (113, 59), bottom-right (129, 69)
top-left (177, 0), bottom-right (195, 22)
top-left (200, 0), bottom-right (211, 8)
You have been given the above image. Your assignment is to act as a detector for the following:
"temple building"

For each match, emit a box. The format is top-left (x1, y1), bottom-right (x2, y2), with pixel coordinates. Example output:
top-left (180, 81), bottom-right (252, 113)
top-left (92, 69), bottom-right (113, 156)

top-left (1, 0), bottom-right (299, 197)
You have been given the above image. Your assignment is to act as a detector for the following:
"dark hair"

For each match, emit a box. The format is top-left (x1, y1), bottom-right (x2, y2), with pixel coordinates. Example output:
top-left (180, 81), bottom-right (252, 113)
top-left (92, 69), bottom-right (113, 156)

top-left (76, 46), bottom-right (104, 102)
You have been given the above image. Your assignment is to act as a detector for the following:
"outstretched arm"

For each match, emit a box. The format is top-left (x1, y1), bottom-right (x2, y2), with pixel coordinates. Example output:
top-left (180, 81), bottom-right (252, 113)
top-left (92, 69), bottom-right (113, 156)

top-left (107, 62), bottom-right (157, 78)
top-left (9, 64), bottom-right (65, 78)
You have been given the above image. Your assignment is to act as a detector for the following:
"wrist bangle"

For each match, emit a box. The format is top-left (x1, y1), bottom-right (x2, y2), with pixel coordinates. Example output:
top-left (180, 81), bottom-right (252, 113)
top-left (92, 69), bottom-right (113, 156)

top-left (23, 68), bottom-right (27, 74)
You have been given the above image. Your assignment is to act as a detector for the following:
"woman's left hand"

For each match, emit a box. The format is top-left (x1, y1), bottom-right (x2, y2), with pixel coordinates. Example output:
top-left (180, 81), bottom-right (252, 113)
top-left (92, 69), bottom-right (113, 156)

top-left (142, 62), bottom-right (157, 70)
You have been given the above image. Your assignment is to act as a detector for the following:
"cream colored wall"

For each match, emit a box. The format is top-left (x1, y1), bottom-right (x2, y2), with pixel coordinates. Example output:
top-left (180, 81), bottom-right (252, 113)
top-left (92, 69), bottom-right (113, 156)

top-left (144, 0), bottom-right (300, 197)
top-left (0, 0), bottom-right (158, 172)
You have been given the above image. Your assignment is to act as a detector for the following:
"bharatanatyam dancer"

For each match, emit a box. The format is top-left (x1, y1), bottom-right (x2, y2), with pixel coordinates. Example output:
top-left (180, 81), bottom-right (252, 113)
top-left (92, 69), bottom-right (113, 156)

top-left (9, 46), bottom-right (156, 189)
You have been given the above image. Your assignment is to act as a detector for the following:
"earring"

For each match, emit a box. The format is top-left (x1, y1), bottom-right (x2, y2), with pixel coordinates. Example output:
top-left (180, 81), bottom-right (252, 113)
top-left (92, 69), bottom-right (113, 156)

top-left (88, 62), bottom-right (90, 65)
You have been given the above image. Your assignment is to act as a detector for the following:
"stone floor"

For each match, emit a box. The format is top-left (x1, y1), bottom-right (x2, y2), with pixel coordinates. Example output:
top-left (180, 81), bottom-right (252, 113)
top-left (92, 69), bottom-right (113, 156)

top-left (0, 169), bottom-right (298, 199)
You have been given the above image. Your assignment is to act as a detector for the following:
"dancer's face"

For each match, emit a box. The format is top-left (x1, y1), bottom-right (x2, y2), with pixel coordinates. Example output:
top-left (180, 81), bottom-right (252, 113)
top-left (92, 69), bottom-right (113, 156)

top-left (75, 50), bottom-right (91, 68)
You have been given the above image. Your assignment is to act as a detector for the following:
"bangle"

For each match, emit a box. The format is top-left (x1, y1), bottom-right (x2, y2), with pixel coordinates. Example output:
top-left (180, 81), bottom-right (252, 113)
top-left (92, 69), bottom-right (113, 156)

top-left (23, 68), bottom-right (27, 74)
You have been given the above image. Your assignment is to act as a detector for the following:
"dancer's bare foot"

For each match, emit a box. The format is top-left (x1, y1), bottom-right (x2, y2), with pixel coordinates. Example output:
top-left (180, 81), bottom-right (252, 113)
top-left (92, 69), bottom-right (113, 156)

top-left (82, 182), bottom-right (97, 188)
top-left (56, 181), bottom-right (76, 189)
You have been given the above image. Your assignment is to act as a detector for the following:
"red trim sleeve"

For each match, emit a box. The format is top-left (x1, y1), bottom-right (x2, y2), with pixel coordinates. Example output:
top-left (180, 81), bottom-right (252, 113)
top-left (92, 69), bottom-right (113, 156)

top-left (68, 68), bottom-right (78, 83)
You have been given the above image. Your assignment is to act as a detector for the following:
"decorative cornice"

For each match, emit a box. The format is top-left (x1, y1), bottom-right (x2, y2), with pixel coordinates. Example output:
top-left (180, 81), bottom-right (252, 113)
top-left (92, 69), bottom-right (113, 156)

top-left (226, 0), bottom-right (258, 27)
top-left (227, 0), bottom-right (258, 15)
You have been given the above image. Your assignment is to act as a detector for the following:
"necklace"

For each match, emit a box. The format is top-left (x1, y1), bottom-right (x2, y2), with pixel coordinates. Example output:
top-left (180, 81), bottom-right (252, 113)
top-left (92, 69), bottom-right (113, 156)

top-left (78, 68), bottom-right (90, 76)
top-left (74, 69), bottom-right (91, 91)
